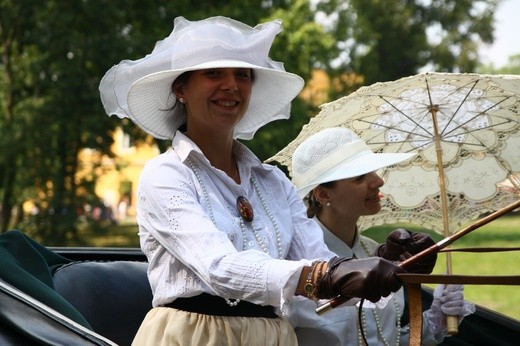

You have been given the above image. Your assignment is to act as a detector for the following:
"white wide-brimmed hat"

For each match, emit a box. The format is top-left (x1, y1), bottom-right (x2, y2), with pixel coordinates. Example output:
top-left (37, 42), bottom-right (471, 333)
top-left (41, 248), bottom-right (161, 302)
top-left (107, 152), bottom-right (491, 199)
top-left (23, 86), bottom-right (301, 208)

top-left (99, 16), bottom-right (304, 140)
top-left (292, 127), bottom-right (416, 197)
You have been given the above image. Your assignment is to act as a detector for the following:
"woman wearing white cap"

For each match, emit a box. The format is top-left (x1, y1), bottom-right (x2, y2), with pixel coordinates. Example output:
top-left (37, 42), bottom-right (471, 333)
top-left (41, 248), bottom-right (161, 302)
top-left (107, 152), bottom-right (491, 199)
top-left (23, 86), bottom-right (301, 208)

top-left (289, 127), bottom-right (475, 345)
top-left (98, 16), bottom-right (427, 345)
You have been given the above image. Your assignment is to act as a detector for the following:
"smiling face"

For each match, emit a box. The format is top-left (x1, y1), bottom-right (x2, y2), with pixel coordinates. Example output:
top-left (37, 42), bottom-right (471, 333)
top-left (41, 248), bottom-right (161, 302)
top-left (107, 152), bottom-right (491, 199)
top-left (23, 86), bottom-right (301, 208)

top-left (319, 171), bottom-right (385, 219)
top-left (173, 68), bottom-right (253, 138)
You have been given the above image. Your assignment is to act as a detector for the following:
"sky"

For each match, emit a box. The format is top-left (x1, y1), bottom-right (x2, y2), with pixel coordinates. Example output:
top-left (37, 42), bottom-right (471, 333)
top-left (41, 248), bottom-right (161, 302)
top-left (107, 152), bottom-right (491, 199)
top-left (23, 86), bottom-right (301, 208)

top-left (479, 0), bottom-right (520, 68)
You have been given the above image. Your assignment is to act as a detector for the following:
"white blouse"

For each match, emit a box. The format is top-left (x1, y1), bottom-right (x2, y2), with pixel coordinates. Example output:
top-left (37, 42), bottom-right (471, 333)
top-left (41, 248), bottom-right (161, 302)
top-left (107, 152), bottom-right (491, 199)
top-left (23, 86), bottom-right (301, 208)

top-left (288, 218), bottom-right (442, 345)
top-left (137, 131), bottom-right (334, 311)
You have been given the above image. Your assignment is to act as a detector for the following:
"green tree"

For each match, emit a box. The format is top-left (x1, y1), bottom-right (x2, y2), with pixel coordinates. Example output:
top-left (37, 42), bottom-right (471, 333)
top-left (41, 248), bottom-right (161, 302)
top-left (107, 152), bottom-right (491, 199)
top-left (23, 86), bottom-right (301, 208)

top-left (479, 53), bottom-right (520, 74)
top-left (245, 0), bottom-right (348, 161)
top-left (0, 0), bottom-right (501, 243)
top-left (0, 0), bottom-right (345, 242)
top-left (0, 0), bottom-right (167, 239)
top-left (349, 0), bottom-right (498, 85)
top-left (0, 0), bottom-right (43, 233)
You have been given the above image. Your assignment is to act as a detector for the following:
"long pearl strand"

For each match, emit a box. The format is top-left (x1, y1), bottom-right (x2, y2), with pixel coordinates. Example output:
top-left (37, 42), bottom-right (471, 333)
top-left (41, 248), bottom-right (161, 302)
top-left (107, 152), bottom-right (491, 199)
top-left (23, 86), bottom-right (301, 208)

top-left (358, 239), bottom-right (401, 346)
top-left (187, 158), bottom-right (283, 305)
top-left (246, 176), bottom-right (283, 258)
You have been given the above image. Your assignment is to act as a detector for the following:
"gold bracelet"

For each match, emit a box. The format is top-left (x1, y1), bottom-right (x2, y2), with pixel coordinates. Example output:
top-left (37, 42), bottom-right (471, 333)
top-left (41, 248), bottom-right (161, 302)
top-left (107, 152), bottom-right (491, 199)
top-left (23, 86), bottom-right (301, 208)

top-left (311, 261), bottom-right (325, 299)
top-left (304, 261), bottom-right (319, 299)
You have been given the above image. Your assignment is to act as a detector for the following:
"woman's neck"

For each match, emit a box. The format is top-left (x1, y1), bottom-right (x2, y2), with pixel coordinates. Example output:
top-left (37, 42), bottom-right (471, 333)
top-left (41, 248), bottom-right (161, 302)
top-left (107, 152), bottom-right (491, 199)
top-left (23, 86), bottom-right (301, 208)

top-left (184, 129), bottom-right (238, 181)
top-left (317, 211), bottom-right (358, 248)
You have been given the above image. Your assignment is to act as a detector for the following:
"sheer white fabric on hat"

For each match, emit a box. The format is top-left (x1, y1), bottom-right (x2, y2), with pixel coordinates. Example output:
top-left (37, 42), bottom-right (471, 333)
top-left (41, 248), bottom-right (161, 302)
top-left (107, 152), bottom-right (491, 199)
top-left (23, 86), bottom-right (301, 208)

top-left (99, 16), bottom-right (304, 140)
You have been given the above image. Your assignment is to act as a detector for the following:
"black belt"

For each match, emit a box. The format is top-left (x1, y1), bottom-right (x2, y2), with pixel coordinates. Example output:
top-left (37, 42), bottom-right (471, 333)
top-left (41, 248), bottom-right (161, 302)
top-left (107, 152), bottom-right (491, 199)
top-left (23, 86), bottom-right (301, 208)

top-left (162, 293), bottom-right (278, 318)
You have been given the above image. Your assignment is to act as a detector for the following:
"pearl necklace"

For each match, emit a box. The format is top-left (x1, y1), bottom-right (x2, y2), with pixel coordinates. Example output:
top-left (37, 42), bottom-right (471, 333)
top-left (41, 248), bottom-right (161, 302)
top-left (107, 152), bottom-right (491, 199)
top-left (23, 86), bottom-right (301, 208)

top-left (245, 177), bottom-right (283, 258)
top-left (187, 158), bottom-right (283, 306)
top-left (358, 239), bottom-right (401, 346)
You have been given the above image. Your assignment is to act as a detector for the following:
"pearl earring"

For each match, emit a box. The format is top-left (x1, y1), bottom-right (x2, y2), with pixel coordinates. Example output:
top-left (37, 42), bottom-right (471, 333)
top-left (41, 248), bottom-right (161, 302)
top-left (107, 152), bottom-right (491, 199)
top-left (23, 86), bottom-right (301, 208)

top-left (326, 202), bottom-right (331, 206)
top-left (178, 98), bottom-right (185, 103)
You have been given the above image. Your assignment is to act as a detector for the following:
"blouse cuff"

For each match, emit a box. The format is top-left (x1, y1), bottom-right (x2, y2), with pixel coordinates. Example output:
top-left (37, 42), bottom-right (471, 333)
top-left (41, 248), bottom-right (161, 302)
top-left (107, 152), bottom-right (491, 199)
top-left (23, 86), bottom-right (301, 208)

top-left (266, 259), bottom-right (314, 316)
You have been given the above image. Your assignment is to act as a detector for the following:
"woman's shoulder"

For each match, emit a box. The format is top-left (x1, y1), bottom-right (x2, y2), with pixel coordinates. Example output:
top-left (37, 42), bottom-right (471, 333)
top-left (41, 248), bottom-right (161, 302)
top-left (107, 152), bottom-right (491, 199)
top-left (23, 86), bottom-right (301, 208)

top-left (359, 234), bottom-right (379, 247)
top-left (236, 143), bottom-right (292, 182)
top-left (143, 148), bottom-right (180, 168)
top-left (140, 149), bottom-right (188, 181)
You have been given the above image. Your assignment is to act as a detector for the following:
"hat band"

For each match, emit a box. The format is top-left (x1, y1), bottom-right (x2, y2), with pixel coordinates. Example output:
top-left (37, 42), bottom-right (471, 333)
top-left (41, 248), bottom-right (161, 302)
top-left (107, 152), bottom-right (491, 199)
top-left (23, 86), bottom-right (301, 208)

top-left (293, 140), bottom-right (372, 189)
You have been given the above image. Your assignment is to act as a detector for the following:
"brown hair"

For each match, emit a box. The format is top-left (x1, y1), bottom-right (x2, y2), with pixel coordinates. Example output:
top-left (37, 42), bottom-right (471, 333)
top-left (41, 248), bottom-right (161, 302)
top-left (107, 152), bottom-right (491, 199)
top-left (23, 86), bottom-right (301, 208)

top-left (304, 181), bottom-right (335, 218)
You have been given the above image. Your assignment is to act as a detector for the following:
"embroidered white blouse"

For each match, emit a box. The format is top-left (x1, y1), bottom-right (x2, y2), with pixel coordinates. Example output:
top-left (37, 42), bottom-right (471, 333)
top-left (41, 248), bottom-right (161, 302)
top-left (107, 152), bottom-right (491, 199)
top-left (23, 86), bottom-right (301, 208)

top-left (137, 131), bottom-right (334, 311)
top-left (287, 218), bottom-right (442, 346)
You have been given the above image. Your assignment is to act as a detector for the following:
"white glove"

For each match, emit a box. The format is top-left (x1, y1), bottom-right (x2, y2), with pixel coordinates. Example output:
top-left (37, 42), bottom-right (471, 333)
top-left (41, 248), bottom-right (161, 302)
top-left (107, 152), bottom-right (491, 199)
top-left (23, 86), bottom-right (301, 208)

top-left (424, 284), bottom-right (476, 339)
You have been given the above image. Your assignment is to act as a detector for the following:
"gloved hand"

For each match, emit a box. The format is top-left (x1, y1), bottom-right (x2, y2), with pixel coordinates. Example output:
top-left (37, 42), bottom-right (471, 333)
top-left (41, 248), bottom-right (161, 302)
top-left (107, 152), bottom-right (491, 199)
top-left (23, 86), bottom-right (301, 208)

top-left (424, 284), bottom-right (476, 339)
top-left (317, 256), bottom-right (405, 303)
top-left (376, 228), bottom-right (437, 274)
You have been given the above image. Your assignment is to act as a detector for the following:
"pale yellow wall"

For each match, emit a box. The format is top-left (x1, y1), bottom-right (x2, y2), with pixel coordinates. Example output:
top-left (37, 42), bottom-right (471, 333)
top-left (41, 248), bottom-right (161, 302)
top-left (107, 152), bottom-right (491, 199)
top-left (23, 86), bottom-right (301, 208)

top-left (300, 69), bottom-right (330, 106)
top-left (78, 128), bottom-right (160, 220)
top-left (300, 69), bottom-right (363, 107)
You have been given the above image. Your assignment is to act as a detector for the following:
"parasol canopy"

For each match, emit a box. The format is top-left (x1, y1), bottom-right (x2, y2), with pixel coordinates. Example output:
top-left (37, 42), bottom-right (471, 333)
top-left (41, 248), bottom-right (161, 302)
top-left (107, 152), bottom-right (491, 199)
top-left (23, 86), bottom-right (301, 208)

top-left (270, 72), bottom-right (520, 236)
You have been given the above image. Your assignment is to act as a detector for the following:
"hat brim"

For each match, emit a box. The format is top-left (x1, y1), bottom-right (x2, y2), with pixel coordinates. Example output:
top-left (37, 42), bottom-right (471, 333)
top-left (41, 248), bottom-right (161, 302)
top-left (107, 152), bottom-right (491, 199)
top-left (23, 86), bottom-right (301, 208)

top-left (127, 59), bottom-right (304, 140)
top-left (297, 151), bottom-right (416, 197)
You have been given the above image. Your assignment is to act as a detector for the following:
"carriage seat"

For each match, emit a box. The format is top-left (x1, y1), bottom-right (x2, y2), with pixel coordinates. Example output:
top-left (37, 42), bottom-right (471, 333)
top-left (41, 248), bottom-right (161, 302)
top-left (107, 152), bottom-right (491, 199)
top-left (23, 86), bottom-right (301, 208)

top-left (52, 260), bottom-right (152, 346)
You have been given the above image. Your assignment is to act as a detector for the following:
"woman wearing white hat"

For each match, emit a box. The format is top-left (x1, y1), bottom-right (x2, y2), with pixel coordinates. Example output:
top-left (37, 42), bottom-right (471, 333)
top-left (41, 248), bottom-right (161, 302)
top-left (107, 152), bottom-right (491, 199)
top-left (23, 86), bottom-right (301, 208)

top-left (99, 16), bottom-right (415, 345)
top-left (289, 127), bottom-right (475, 345)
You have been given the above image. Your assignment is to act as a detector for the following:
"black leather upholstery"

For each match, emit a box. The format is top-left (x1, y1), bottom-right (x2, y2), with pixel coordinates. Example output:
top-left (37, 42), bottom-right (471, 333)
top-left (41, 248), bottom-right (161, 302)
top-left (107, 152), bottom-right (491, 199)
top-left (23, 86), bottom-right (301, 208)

top-left (0, 277), bottom-right (115, 346)
top-left (53, 261), bottom-right (152, 346)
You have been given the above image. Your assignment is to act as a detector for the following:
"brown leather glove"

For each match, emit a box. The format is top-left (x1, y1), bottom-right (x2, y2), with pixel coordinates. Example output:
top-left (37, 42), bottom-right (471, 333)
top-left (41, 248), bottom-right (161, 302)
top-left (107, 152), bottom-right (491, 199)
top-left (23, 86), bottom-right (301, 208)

top-left (376, 228), bottom-right (437, 274)
top-left (317, 256), bottom-right (405, 303)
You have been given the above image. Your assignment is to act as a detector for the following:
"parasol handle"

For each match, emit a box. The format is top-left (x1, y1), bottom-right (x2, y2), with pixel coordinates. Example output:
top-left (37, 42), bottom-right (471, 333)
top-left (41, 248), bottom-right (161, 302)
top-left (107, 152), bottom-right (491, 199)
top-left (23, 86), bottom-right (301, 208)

top-left (316, 199), bottom-right (520, 316)
top-left (429, 105), bottom-right (459, 334)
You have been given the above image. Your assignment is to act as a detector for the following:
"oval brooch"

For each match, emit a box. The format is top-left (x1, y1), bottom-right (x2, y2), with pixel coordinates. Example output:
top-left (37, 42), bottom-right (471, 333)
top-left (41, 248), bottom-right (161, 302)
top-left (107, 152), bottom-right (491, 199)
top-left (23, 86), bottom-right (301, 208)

top-left (236, 196), bottom-right (254, 222)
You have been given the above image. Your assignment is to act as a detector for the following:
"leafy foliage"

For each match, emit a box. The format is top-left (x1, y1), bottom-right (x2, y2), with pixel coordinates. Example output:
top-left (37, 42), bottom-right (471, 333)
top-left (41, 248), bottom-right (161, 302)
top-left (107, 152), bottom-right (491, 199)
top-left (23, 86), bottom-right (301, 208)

top-left (349, 0), bottom-right (498, 84)
top-left (479, 53), bottom-right (520, 74)
top-left (0, 0), bottom-right (501, 243)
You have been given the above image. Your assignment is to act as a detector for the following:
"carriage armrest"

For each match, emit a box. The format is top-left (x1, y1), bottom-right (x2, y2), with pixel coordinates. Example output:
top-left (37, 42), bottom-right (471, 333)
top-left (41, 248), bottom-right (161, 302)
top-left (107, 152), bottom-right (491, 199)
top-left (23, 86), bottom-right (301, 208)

top-left (0, 277), bottom-right (116, 346)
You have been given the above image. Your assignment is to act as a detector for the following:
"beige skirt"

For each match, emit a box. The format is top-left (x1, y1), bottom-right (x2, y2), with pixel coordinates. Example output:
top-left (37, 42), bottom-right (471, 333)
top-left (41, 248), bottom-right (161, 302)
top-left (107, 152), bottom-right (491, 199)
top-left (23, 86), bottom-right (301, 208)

top-left (132, 307), bottom-right (297, 346)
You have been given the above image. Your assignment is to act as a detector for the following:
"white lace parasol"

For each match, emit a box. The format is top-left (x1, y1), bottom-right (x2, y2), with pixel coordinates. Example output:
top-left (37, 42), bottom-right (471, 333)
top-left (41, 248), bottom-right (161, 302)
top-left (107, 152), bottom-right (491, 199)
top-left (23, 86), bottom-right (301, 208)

top-left (270, 72), bottom-right (520, 236)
